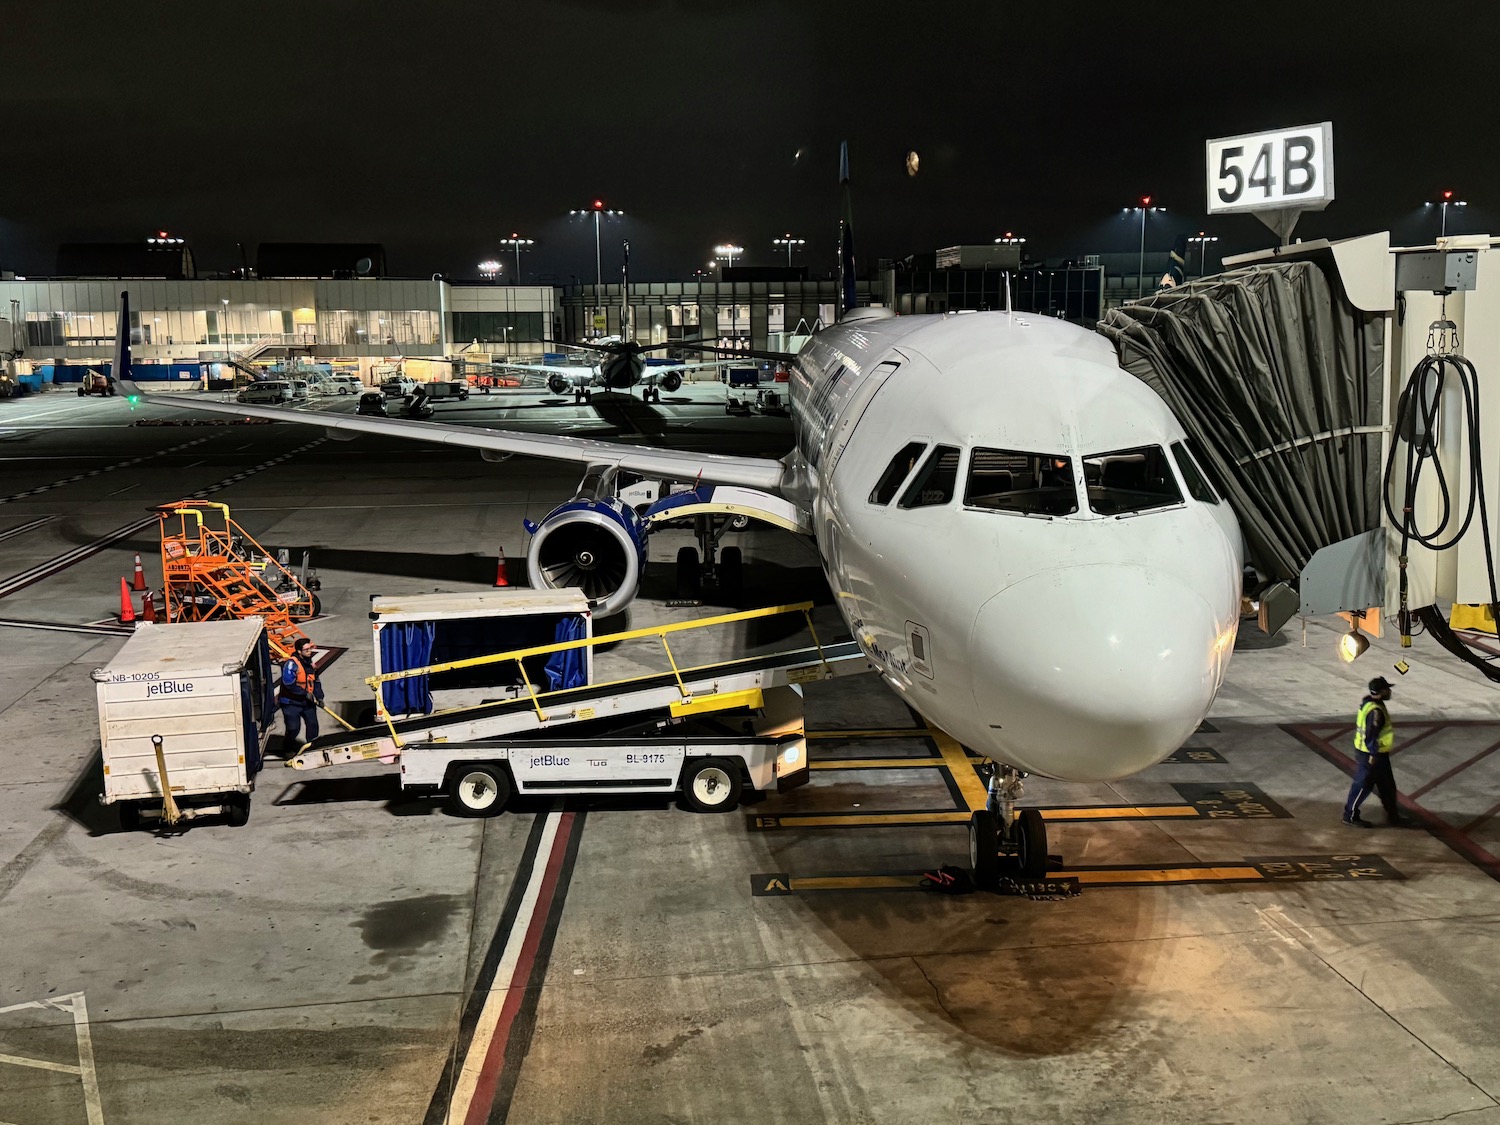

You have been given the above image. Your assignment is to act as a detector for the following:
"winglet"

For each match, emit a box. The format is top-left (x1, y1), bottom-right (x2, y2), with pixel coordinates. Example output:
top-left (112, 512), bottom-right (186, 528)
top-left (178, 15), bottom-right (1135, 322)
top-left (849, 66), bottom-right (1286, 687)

top-left (108, 290), bottom-right (145, 402)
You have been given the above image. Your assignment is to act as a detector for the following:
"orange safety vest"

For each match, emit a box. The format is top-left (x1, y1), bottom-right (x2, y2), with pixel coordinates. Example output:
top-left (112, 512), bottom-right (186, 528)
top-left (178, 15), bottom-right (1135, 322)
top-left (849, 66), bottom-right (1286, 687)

top-left (282, 656), bottom-right (318, 703)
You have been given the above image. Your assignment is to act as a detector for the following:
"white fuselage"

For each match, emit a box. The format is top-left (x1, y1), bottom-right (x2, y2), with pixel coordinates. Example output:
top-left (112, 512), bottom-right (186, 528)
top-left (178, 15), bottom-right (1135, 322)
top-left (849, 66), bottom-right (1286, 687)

top-left (785, 311), bottom-right (1243, 782)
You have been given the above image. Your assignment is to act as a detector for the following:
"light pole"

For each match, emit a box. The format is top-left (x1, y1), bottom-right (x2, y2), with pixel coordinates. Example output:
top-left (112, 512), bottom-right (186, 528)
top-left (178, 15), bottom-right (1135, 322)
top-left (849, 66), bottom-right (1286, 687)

top-left (993, 232), bottom-right (1027, 245)
top-left (569, 201), bottom-right (622, 337)
top-left (714, 245), bottom-right (744, 346)
top-left (500, 324), bottom-right (513, 356)
top-left (1126, 197), bottom-right (1166, 298)
top-left (478, 259), bottom-right (501, 283)
top-left (499, 234), bottom-right (533, 284)
top-left (772, 235), bottom-right (805, 266)
top-left (1425, 190), bottom-right (1468, 238)
top-left (1187, 232), bottom-right (1218, 277)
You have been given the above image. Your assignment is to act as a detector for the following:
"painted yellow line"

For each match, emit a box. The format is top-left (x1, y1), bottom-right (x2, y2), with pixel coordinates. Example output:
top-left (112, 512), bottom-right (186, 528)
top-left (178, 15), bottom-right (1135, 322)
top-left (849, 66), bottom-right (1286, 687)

top-left (1044, 805), bottom-right (1200, 821)
top-left (932, 730), bottom-right (991, 812)
top-left (806, 728), bottom-right (938, 740)
top-left (790, 875), bottom-right (919, 891)
top-left (810, 757), bottom-right (946, 770)
top-left (767, 811), bottom-right (972, 828)
top-left (1057, 866), bottom-right (1264, 885)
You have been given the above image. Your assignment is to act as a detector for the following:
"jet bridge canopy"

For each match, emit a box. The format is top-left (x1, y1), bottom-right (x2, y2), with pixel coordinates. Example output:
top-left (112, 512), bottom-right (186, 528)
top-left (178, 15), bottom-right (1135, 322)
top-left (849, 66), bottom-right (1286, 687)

top-left (1097, 254), bottom-right (1387, 585)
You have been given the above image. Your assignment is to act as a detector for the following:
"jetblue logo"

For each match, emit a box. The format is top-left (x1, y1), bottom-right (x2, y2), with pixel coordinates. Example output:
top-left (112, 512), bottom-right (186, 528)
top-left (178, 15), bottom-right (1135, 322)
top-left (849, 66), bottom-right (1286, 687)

top-left (530, 755), bottom-right (569, 768)
top-left (146, 680), bottom-right (195, 697)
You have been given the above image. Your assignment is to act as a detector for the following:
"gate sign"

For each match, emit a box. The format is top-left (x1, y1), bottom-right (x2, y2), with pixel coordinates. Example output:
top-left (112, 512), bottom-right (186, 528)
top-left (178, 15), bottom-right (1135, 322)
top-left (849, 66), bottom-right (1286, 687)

top-left (1205, 122), bottom-right (1334, 216)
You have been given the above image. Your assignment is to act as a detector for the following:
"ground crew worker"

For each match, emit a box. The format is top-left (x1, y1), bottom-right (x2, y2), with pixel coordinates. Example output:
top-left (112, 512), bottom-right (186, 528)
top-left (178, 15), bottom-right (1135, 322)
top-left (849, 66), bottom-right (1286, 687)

top-left (1343, 676), bottom-right (1413, 828)
top-left (279, 637), bottom-right (324, 749)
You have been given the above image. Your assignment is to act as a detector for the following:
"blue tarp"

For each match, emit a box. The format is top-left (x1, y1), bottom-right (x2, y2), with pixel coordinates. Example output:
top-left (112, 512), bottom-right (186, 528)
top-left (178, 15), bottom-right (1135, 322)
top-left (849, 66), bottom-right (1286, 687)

top-left (544, 615), bottom-right (589, 690)
top-left (380, 621), bottom-right (436, 715)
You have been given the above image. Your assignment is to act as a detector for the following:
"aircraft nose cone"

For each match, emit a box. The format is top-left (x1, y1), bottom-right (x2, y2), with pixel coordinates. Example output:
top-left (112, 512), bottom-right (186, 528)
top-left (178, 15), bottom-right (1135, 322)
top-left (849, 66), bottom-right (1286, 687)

top-left (972, 565), bottom-right (1224, 782)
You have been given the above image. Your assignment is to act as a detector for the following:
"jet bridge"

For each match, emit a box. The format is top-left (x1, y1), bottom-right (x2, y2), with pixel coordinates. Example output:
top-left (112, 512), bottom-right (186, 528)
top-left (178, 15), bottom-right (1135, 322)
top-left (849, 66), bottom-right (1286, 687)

top-left (286, 602), bottom-right (875, 812)
top-left (1098, 232), bottom-right (1500, 674)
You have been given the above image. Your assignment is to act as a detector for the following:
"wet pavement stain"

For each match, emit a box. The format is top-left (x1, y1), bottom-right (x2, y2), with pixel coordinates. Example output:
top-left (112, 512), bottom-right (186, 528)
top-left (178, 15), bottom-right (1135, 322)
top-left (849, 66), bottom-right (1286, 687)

top-left (352, 893), bottom-right (462, 965)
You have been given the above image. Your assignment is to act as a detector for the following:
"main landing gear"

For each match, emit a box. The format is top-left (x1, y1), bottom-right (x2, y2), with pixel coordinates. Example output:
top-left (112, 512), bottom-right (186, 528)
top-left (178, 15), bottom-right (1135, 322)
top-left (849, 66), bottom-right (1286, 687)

top-left (968, 760), bottom-right (1048, 887)
top-left (674, 514), bottom-right (746, 600)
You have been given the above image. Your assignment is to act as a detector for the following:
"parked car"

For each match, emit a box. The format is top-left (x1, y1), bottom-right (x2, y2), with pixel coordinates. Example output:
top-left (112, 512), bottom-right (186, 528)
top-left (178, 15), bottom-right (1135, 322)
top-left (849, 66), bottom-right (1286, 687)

top-left (380, 376), bottom-right (417, 398)
top-left (236, 381), bottom-right (294, 405)
top-left (289, 379), bottom-right (310, 401)
top-left (355, 391), bottom-right (387, 416)
top-left (327, 374), bottom-right (364, 395)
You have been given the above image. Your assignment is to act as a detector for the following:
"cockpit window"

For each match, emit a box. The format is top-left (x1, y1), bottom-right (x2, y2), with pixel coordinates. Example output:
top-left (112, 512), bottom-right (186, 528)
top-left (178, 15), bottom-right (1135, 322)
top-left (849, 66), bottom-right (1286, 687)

top-left (1083, 445), bottom-right (1183, 515)
top-left (963, 449), bottom-right (1078, 516)
top-left (898, 445), bottom-right (961, 508)
top-left (869, 441), bottom-right (928, 505)
top-left (1171, 440), bottom-right (1220, 504)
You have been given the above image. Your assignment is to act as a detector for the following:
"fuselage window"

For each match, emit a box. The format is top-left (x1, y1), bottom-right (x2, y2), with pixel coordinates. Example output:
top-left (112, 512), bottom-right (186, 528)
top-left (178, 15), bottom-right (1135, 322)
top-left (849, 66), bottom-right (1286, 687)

top-left (1083, 445), bottom-right (1184, 515)
top-left (963, 449), bottom-right (1079, 516)
top-left (869, 441), bottom-right (929, 505)
top-left (1170, 439), bottom-right (1220, 504)
top-left (898, 444), bottom-right (962, 509)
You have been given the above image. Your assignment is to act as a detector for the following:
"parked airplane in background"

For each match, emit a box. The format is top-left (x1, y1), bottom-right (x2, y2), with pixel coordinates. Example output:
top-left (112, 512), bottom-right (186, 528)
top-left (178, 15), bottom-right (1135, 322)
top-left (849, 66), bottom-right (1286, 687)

top-left (112, 145), bottom-right (1244, 881)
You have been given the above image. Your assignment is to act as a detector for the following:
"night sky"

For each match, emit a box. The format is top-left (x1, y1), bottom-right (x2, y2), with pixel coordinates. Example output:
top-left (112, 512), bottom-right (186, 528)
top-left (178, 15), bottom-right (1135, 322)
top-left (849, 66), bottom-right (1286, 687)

top-left (3, 1), bottom-right (1496, 281)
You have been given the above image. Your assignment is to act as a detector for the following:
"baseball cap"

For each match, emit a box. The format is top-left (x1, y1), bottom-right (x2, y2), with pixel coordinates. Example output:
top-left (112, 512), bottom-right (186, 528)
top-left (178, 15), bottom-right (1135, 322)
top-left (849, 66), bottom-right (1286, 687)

top-left (1368, 676), bottom-right (1392, 693)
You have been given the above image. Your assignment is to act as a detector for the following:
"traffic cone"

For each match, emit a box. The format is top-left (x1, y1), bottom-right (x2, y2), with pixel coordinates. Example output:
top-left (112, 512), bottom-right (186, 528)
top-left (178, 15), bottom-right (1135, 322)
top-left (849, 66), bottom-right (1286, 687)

top-left (493, 546), bottom-right (510, 587)
top-left (141, 590), bottom-right (157, 624)
top-left (131, 553), bottom-right (147, 592)
top-left (118, 578), bottom-right (136, 625)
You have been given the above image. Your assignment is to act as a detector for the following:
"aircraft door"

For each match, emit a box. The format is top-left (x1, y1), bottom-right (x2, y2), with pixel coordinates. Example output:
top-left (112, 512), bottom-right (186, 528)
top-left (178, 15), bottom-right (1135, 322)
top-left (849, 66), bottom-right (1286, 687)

top-left (823, 361), bottom-right (899, 478)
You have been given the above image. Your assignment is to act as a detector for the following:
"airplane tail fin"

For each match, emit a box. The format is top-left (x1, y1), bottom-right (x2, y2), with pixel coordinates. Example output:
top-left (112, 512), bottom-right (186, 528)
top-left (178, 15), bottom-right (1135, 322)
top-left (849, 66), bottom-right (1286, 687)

top-left (108, 291), bottom-right (143, 401)
top-left (837, 142), bottom-right (857, 319)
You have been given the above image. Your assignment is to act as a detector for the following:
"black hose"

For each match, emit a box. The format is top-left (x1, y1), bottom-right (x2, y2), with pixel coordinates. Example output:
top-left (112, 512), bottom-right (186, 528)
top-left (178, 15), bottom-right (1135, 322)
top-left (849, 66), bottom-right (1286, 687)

top-left (1382, 351), bottom-right (1500, 661)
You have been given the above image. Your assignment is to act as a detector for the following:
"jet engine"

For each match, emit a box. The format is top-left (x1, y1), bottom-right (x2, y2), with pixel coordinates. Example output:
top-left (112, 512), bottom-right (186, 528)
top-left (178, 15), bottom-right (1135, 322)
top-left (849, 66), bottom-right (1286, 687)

top-left (523, 467), bottom-right (647, 617)
top-left (656, 370), bottom-right (683, 393)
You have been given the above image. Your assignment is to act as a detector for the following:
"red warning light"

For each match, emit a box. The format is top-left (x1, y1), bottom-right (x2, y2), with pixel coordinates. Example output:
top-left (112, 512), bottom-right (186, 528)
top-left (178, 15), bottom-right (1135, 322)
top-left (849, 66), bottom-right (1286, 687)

top-left (1141, 195), bottom-right (1151, 207)
top-left (1443, 190), bottom-right (1454, 201)
top-left (593, 199), bottom-right (603, 210)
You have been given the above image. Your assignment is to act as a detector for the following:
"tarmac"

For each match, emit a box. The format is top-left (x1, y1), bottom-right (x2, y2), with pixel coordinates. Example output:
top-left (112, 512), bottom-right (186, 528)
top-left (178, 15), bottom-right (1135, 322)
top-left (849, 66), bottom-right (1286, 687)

top-left (3, 387), bottom-right (1500, 1125)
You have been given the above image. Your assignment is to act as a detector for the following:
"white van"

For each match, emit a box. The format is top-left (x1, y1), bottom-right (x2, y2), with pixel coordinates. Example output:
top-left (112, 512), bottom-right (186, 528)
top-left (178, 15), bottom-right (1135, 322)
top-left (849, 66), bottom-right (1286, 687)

top-left (237, 381), bottom-right (293, 404)
top-left (327, 374), bottom-right (363, 394)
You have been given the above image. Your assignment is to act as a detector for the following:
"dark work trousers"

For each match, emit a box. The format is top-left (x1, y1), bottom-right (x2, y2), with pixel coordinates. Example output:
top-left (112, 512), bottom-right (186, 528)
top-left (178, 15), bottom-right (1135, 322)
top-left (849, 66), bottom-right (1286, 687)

top-left (1344, 751), bottom-right (1399, 821)
top-left (280, 700), bottom-right (319, 747)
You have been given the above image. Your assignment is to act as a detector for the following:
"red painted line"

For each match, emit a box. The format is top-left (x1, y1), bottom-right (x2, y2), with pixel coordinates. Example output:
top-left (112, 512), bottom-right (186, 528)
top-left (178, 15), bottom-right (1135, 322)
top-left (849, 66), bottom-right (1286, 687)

top-left (1389, 725), bottom-right (1445, 757)
top-left (1409, 737), bottom-right (1500, 799)
top-left (1461, 796), bottom-right (1500, 836)
top-left (464, 810), bottom-right (577, 1125)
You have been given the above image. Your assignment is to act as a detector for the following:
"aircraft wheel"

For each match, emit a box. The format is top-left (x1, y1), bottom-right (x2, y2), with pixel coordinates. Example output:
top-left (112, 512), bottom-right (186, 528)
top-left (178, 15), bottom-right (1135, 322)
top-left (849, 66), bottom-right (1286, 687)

top-left (718, 546), bottom-right (743, 594)
top-left (225, 794), bottom-right (251, 828)
top-left (675, 547), bottom-right (701, 595)
top-left (446, 764), bottom-right (511, 818)
top-left (682, 757), bottom-right (741, 813)
top-left (969, 809), bottom-right (1001, 889)
top-left (1012, 808), bottom-right (1048, 879)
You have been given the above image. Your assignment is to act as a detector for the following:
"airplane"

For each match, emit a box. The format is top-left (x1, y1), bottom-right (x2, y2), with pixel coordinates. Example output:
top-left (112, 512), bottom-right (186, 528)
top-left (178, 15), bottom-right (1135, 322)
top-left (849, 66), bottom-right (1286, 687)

top-left (110, 145), bottom-right (1244, 882)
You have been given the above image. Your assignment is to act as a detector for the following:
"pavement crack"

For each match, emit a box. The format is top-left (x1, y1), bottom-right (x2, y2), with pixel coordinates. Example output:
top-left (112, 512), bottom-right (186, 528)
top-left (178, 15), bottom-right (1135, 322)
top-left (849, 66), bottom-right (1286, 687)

top-left (910, 956), bottom-right (958, 1022)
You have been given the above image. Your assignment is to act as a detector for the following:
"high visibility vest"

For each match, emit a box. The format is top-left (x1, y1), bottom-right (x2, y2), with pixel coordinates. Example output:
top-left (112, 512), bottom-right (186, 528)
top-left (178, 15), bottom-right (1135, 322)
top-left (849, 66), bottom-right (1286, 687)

top-left (282, 657), bottom-right (317, 703)
top-left (1353, 700), bottom-right (1393, 754)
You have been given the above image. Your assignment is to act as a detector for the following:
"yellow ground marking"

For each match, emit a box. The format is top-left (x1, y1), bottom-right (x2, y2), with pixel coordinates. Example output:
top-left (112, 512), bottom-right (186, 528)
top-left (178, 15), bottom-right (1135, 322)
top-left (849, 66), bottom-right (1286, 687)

top-left (790, 875), bottom-right (922, 891)
top-left (810, 757), bottom-right (946, 770)
top-left (1055, 866), bottom-right (1264, 885)
top-left (931, 730), bottom-right (991, 812)
top-left (1044, 805), bottom-right (1200, 821)
top-left (759, 805), bottom-right (1204, 829)
top-left (806, 728), bottom-right (938, 740)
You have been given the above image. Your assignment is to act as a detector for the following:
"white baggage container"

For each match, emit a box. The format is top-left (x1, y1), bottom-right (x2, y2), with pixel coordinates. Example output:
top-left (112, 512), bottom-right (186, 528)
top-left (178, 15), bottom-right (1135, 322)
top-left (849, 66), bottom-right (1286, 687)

top-left (92, 619), bottom-right (275, 829)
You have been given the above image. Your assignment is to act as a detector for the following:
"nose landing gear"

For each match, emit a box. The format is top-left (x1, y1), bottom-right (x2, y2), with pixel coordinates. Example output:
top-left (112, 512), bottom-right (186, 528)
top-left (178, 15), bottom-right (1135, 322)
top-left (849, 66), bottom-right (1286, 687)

top-left (968, 760), bottom-right (1048, 888)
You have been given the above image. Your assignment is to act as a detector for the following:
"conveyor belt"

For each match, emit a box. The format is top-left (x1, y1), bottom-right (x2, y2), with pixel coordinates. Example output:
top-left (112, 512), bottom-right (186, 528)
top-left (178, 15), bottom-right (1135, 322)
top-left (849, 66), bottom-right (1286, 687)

top-left (292, 640), bottom-right (868, 768)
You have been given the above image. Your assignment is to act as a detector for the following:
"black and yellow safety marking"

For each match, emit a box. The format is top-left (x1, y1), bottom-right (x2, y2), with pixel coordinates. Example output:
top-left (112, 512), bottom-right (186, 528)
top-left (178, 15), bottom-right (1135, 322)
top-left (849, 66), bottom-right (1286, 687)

top-left (1172, 782), bottom-right (1290, 819)
top-left (746, 802), bottom-right (1204, 831)
top-left (810, 757), bottom-right (947, 771)
top-left (750, 854), bottom-right (1400, 896)
top-left (806, 727), bottom-right (938, 740)
top-left (1158, 747), bottom-right (1228, 764)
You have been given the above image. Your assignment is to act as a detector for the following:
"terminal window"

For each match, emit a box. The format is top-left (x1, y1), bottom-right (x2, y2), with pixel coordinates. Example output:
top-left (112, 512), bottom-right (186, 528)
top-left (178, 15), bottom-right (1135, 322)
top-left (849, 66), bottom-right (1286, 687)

top-left (964, 449), bottom-right (1079, 516)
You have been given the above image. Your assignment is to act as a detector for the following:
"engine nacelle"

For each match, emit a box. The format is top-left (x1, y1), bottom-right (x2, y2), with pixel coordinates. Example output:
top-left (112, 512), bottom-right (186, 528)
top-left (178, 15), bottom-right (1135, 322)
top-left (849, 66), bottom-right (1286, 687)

top-left (657, 370), bottom-right (683, 393)
top-left (523, 495), bottom-right (648, 617)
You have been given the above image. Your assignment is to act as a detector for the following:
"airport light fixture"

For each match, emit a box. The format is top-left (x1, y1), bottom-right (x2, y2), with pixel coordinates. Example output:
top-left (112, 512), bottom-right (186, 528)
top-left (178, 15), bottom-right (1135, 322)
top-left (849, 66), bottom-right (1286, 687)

top-left (1125, 197), bottom-right (1166, 298)
top-left (994, 232), bottom-right (1027, 245)
top-left (478, 259), bottom-right (501, 282)
top-left (1187, 232), bottom-right (1219, 276)
top-left (499, 234), bottom-right (534, 284)
top-left (1338, 622), bottom-right (1370, 663)
top-left (773, 235), bottom-right (806, 265)
top-left (1424, 191), bottom-right (1468, 238)
top-left (569, 201), bottom-right (622, 337)
top-left (714, 244), bottom-right (744, 268)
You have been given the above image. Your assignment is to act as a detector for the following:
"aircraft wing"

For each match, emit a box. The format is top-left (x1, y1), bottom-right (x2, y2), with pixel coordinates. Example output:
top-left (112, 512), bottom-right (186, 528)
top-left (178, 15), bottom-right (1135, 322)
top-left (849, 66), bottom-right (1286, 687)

top-left (118, 385), bottom-right (788, 493)
top-left (497, 363), bottom-right (597, 376)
